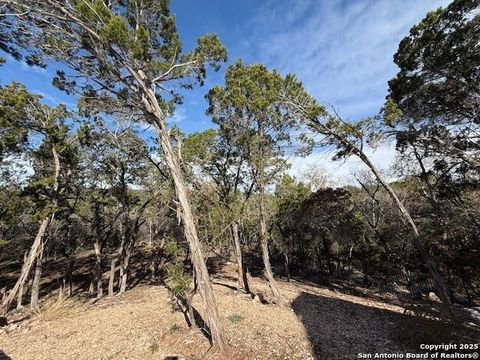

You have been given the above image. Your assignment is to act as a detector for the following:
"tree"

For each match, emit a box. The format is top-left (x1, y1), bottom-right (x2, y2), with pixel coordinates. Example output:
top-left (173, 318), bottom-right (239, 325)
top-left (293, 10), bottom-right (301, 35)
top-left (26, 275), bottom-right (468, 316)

top-left (183, 128), bottom-right (254, 293)
top-left (206, 60), bottom-right (306, 304)
top-left (280, 75), bottom-right (454, 317)
top-left (1, 83), bottom-right (77, 311)
top-left (1, 0), bottom-right (228, 347)
top-left (383, 0), bottom-right (480, 172)
top-left (273, 174), bottom-right (311, 281)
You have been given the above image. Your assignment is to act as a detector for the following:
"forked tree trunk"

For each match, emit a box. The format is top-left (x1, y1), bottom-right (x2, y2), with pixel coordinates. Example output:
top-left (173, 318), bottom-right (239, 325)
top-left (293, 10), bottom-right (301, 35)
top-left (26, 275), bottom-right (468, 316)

top-left (258, 183), bottom-right (285, 305)
top-left (135, 71), bottom-right (226, 349)
top-left (30, 241), bottom-right (45, 310)
top-left (232, 221), bottom-right (250, 293)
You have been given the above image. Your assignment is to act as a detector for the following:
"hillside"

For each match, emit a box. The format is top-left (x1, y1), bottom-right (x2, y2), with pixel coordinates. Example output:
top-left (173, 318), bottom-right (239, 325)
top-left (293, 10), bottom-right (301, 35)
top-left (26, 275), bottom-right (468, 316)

top-left (1, 261), bottom-right (478, 360)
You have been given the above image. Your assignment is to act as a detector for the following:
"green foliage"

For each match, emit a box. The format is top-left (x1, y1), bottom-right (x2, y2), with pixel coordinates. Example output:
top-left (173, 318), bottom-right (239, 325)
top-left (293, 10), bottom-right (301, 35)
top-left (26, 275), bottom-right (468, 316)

top-left (227, 314), bottom-right (243, 323)
top-left (163, 238), bottom-right (191, 298)
top-left (384, 0), bottom-right (480, 174)
top-left (169, 323), bottom-right (181, 333)
top-left (101, 16), bottom-right (129, 48)
top-left (0, 83), bottom-right (41, 159)
top-left (3, 0), bottom-right (227, 119)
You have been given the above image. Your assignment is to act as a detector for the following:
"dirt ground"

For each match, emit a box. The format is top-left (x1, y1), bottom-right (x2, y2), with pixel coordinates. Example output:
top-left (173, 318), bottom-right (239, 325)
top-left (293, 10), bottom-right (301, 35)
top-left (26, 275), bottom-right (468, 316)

top-left (1, 261), bottom-right (479, 360)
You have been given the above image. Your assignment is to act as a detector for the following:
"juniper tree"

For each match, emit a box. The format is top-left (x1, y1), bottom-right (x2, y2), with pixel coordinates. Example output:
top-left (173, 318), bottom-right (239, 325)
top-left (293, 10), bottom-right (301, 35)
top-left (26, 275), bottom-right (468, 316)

top-left (0, 83), bottom-right (77, 310)
top-left (207, 60), bottom-right (308, 305)
top-left (280, 76), bottom-right (454, 317)
top-left (384, 0), bottom-right (480, 172)
top-left (1, 0), bottom-right (228, 345)
top-left (183, 129), bottom-right (253, 293)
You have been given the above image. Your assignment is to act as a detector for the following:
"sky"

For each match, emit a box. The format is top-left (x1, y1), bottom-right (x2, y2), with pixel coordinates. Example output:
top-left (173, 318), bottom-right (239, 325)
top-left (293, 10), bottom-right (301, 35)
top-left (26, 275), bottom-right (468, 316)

top-left (0, 0), bottom-right (451, 184)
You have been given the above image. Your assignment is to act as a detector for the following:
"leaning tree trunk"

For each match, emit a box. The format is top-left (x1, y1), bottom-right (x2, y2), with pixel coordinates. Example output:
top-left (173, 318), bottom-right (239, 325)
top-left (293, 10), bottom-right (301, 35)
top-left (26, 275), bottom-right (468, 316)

top-left (131, 70), bottom-right (226, 349)
top-left (30, 240), bottom-right (45, 310)
top-left (1, 217), bottom-right (51, 312)
top-left (353, 146), bottom-right (453, 316)
top-left (319, 127), bottom-right (453, 317)
top-left (258, 182), bottom-right (285, 305)
top-left (232, 221), bottom-right (250, 293)
top-left (2, 146), bottom-right (60, 313)
top-left (150, 118), bottom-right (226, 348)
top-left (16, 251), bottom-right (29, 310)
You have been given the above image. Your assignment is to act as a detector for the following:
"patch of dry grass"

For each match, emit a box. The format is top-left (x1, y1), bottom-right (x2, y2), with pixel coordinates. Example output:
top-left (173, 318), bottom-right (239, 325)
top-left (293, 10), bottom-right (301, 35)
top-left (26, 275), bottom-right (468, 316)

top-left (29, 294), bottom-right (73, 322)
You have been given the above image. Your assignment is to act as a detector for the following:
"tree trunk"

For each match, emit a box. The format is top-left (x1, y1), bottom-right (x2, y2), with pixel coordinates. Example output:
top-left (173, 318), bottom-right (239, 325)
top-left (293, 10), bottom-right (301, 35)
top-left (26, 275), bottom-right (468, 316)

top-left (30, 240), bottom-right (44, 310)
top-left (135, 73), bottom-right (226, 349)
top-left (2, 146), bottom-right (60, 313)
top-left (119, 250), bottom-right (131, 294)
top-left (2, 218), bottom-right (51, 312)
top-left (108, 257), bottom-right (117, 297)
top-left (357, 150), bottom-right (452, 315)
top-left (284, 252), bottom-right (290, 282)
top-left (63, 256), bottom-right (75, 298)
top-left (16, 251), bottom-right (29, 310)
top-left (151, 120), bottom-right (226, 348)
top-left (324, 129), bottom-right (454, 317)
top-left (232, 221), bottom-right (250, 293)
top-left (93, 239), bottom-right (103, 298)
top-left (259, 182), bottom-right (284, 305)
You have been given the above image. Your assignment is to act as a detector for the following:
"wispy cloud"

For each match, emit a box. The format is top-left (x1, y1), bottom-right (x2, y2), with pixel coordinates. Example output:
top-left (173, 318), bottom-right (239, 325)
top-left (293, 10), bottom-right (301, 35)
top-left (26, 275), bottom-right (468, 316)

top-left (289, 142), bottom-right (398, 186)
top-left (167, 107), bottom-right (187, 124)
top-left (240, 0), bottom-right (451, 120)
top-left (239, 0), bottom-right (450, 180)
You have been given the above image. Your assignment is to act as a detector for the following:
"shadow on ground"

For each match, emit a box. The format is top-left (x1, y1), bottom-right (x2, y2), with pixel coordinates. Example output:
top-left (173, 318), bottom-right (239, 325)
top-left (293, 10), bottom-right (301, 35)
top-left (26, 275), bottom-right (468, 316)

top-left (291, 291), bottom-right (479, 360)
top-left (0, 350), bottom-right (12, 360)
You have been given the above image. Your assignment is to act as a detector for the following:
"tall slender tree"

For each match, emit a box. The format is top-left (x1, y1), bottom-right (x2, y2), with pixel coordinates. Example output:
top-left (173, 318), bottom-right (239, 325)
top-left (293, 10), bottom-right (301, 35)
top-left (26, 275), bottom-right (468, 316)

top-left (207, 60), bottom-right (306, 305)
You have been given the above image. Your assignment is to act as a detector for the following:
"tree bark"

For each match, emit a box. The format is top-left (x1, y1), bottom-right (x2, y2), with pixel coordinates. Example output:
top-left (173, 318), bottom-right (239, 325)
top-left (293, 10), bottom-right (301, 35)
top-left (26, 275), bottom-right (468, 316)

top-left (2, 217), bottom-right (51, 312)
top-left (132, 70), bottom-right (226, 349)
top-left (232, 221), bottom-right (250, 293)
top-left (119, 250), bottom-right (131, 294)
top-left (108, 257), bottom-right (117, 297)
top-left (151, 118), bottom-right (226, 348)
top-left (30, 240), bottom-right (44, 310)
top-left (259, 182), bottom-right (285, 305)
top-left (62, 256), bottom-right (75, 298)
top-left (16, 251), bottom-right (29, 310)
top-left (284, 252), bottom-right (290, 282)
top-left (93, 239), bottom-right (103, 298)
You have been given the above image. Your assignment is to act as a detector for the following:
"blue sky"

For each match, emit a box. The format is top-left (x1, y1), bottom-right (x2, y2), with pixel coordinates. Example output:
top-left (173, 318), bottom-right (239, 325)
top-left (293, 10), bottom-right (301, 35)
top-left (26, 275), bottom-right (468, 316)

top-left (0, 0), bottom-right (451, 182)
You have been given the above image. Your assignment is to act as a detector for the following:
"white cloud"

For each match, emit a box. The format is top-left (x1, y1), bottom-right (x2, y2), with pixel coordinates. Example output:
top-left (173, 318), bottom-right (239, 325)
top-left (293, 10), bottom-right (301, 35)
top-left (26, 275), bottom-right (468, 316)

top-left (167, 107), bottom-right (187, 124)
top-left (240, 0), bottom-right (451, 181)
top-left (241, 0), bottom-right (451, 120)
top-left (288, 142), bottom-right (397, 186)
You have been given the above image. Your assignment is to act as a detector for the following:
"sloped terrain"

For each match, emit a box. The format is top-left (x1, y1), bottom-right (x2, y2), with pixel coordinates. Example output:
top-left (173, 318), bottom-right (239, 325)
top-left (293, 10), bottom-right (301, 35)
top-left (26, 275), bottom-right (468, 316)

top-left (1, 262), bottom-right (478, 360)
